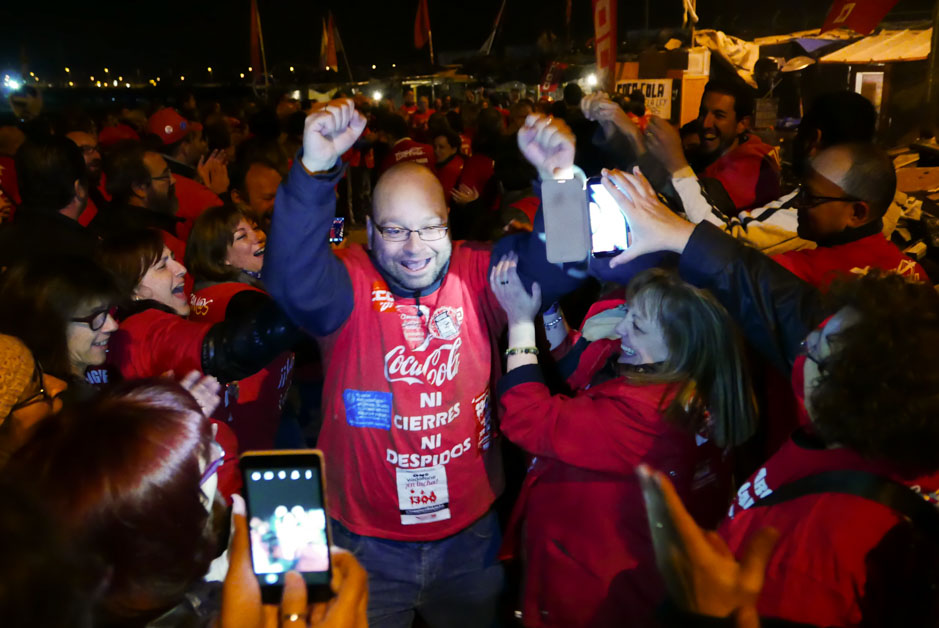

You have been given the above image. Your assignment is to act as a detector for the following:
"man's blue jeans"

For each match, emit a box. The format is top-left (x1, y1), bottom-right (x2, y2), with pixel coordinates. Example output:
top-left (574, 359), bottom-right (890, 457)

top-left (330, 511), bottom-right (504, 628)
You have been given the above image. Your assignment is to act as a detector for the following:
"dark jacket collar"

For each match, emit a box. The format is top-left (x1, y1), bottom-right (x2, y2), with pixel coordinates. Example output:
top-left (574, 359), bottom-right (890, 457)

top-left (814, 218), bottom-right (884, 248)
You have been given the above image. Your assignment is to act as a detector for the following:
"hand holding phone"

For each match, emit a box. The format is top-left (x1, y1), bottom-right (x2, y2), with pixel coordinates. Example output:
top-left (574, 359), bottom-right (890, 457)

top-left (220, 494), bottom-right (369, 628)
top-left (240, 450), bottom-right (333, 604)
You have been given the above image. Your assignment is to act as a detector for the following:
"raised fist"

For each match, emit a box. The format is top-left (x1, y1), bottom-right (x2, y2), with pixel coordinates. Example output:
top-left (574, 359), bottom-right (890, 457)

top-left (301, 98), bottom-right (367, 174)
top-left (517, 114), bottom-right (575, 181)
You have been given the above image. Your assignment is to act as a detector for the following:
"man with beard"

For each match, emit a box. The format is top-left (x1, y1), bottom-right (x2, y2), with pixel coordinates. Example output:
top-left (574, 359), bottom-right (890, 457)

top-left (642, 91), bottom-right (905, 261)
top-left (65, 128), bottom-right (106, 226)
top-left (687, 79), bottom-right (780, 214)
top-left (0, 135), bottom-right (96, 269)
top-left (90, 141), bottom-right (186, 261)
top-left (264, 99), bottom-right (585, 628)
top-left (145, 107), bottom-right (224, 243)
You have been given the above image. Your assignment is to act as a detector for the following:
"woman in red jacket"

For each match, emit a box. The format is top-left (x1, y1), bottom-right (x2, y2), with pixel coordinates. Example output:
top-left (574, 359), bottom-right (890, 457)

top-left (490, 253), bottom-right (756, 628)
top-left (185, 205), bottom-right (294, 451)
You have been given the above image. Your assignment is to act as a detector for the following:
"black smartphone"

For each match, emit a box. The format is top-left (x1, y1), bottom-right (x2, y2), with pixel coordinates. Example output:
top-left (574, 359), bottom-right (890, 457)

top-left (329, 217), bottom-right (345, 244)
top-left (240, 450), bottom-right (333, 603)
top-left (586, 176), bottom-right (630, 257)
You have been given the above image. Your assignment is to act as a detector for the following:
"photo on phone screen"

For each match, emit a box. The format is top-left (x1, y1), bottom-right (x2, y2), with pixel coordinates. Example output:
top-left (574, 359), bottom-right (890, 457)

top-left (241, 451), bottom-right (331, 600)
top-left (588, 178), bottom-right (629, 257)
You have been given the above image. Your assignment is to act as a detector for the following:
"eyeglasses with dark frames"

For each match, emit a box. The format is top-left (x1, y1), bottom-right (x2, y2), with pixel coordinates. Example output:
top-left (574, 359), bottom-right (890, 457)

top-left (792, 188), bottom-right (860, 210)
top-left (70, 306), bottom-right (118, 331)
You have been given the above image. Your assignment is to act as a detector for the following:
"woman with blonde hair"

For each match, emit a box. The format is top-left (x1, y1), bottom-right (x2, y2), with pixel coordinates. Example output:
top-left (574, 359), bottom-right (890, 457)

top-left (490, 253), bottom-right (756, 628)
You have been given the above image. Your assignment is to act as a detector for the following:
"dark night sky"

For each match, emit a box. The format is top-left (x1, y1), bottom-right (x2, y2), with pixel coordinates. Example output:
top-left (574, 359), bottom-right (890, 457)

top-left (0, 0), bottom-right (934, 81)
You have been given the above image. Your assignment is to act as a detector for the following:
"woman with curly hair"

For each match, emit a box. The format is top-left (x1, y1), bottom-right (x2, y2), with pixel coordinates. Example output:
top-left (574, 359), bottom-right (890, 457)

top-left (601, 166), bottom-right (939, 627)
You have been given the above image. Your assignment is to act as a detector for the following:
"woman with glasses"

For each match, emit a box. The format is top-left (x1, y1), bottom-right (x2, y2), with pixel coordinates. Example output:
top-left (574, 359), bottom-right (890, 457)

top-left (184, 204), bottom-right (295, 451)
top-left (0, 334), bottom-right (68, 467)
top-left (0, 255), bottom-right (120, 401)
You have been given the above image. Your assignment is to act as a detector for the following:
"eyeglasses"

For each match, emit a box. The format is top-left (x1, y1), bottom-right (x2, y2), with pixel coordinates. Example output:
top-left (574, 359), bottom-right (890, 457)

top-left (200, 441), bottom-right (226, 487)
top-left (793, 188), bottom-right (859, 210)
top-left (375, 224), bottom-right (449, 242)
top-left (70, 306), bottom-right (117, 331)
top-left (799, 333), bottom-right (826, 372)
top-left (9, 357), bottom-right (58, 413)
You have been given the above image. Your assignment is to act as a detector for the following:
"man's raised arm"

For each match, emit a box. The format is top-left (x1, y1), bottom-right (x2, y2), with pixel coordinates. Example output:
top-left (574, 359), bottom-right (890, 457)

top-left (263, 99), bottom-right (367, 335)
top-left (493, 113), bottom-right (588, 307)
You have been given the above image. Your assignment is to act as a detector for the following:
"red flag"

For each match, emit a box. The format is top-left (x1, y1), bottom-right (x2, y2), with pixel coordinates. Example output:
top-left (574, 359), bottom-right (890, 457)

top-left (249, 0), bottom-right (261, 78)
top-left (821, 0), bottom-right (900, 34)
top-left (321, 13), bottom-right (338, 70)
top-left (592, 0), bottom-right (618, 91)
top-left (414, 0), bottom-right (430, 49)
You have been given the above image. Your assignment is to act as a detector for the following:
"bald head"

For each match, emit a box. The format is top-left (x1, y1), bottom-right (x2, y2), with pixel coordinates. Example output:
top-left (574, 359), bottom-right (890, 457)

top-left (810, 143), bottom-right (896, 220)
top-left (373, 162), bottom-right (447, 223)
top-left (368, 162), bottom-right (452, 291)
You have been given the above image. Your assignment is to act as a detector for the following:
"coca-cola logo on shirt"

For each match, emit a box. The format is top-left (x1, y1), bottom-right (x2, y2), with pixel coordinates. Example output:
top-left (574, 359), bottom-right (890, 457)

top-left (384, 338), bottom-right (462, 386)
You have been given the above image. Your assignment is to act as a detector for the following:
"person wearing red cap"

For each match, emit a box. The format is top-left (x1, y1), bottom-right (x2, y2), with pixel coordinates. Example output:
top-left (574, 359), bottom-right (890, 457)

top-left (146, 108), bottom-right (223, 243)
top-left (146, 108), bottom-right (208, 180)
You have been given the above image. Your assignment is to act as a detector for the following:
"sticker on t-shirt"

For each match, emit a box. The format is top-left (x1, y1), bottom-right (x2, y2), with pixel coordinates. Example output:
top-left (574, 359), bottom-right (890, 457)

top-left (371, 280), bottom-right (395, 313)
top-left (428, 306), bottom-right (464, 340)
top-left (396, 304), bottom-right (431, 351)
top-left (472, 388), bottom-right (493, 452)
top-left (396, 465), bottom-right (451, 525)
top-left (343, 389), bottom-right (393, 430)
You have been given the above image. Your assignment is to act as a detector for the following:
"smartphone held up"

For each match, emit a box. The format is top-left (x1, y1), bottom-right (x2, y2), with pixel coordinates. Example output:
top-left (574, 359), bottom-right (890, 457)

top-left (542, 174), bottom-right (630, 263)
top-left (240, 449), bottom-right (333, 603)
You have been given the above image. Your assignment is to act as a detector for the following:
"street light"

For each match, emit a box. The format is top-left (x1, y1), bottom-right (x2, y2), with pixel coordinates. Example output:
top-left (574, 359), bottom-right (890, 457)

top-left (90, 76), bottom-right (94, 81)
top-left (180, 76), bottom-right (185, 81)
top-left (289, 66), bottom-right (295, 72)
top-left (392, 63), bottom-right (396, 68)
top-left (240, 72), bottom-right (245, 78)
top-left (104, 67), bottom-right (109, 74)
top-left (113, 79), bottom-right (118, 86)
top-left (68, 81), bottom-right (74, 87)
top-left (586, 73), bottom-right (598, 87)
top-left (372, 90), bottom-right (382, 101)
top-left (371, 64), bottom-right (377, 70)
top-left (118, 76), bottom-right (123, 82)
top-left (64, 67), bottom-right (70, 73)
top-left (248, 66), bottom-right (253, 72)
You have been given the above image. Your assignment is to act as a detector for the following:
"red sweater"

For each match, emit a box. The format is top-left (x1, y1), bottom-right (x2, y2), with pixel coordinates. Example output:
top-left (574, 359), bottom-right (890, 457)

top-left (702, 134), bottom-right (781, 213)
top-left (773, 231), bottom-right (928, 290)
top-left (720, 432), bottom-right (939, 626)
top-left (499, 364), bottom-right (724, 628)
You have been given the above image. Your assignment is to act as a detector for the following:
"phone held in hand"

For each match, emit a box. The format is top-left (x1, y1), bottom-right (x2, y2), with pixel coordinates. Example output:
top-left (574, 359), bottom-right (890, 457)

top-left (587, 176), bottom-right (630, 257)
top-left (329, 217), bottom-right (345, 244)
top-left (240, 449), bottom-right (333, 603)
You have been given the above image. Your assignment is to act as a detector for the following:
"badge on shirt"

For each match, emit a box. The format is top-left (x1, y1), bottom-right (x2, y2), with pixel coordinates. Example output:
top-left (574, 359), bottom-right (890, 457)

top-left (428, 306), bottom-right (464, 340)
top-left (397, 304), bottom-right (431, 350)
top-left (396, 465), bottom-right (451, 525)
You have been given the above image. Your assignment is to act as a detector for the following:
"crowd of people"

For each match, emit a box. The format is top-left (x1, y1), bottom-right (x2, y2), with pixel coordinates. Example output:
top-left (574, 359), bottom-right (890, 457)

top-left (0, 72), bottom-right (937, 628)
